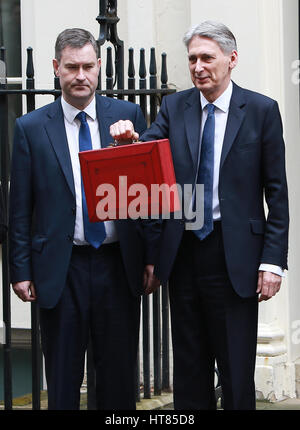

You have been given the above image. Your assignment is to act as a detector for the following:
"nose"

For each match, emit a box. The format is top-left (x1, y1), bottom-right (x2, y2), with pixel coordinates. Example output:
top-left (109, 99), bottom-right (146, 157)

top-left (195, 59), bottom-right (204, 73)
top-left (76, 67), bottom-right (86, 81)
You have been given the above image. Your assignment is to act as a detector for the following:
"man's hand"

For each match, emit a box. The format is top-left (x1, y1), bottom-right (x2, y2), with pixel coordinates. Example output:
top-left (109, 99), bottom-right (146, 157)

top-left (12, 281), bottom-right (37, 302)
top-left (109, 120), bottom-right (139, 144)
top-left (143, 264), bottom-right (161, 295)
top-left (256, 271), bottom-right (282, 302)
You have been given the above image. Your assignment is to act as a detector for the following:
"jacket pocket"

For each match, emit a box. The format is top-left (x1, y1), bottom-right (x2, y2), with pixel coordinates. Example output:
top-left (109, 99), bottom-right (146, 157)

top-left (249, 219), bottom-right (265, 235)
top-left (31, 235), bottom-right (48, 252)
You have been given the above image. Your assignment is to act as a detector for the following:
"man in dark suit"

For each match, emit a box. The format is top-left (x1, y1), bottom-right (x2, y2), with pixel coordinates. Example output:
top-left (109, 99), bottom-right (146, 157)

top-left (9, 28), bottom-right (153, 410)
top-left (110, 21), bottom-right (289, 410)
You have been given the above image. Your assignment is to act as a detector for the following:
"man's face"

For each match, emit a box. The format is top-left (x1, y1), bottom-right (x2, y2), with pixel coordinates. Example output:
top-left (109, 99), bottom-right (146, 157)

top-left (53, 43), bottom-right (100, 109)
top-left (188, 36), bottom-right (238, 102)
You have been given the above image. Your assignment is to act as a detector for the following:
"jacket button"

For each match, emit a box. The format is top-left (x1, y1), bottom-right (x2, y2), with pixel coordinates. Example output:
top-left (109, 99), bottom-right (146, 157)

top-left (71, 207), bottom-right (76, 215)
top-left (67, 234), bottom-right (73, 241)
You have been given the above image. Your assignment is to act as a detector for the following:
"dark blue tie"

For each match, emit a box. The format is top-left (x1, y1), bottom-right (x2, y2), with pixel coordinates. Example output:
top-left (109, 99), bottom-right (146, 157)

top-left (194, 103), bottom-right (215, 240)
top-left (77, 111), bottom-right (106, 248)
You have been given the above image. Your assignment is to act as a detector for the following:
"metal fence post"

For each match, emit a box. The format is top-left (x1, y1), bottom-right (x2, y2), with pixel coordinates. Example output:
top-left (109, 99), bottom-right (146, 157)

top-left (0, 47), bottom-right (12, 410)
top-left (25, 47), bottom-right (42, 410)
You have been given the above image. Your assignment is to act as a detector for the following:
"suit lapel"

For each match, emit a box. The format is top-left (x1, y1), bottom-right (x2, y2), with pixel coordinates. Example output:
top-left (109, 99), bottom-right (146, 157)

top-left (220, 82), bottom-right (246, 169)
top-left (95, 94), bottom-right (114, 148)
top-left (184, 87), bottom-right (202, 171)
top-left (44, 98), bottom-right (75, 197)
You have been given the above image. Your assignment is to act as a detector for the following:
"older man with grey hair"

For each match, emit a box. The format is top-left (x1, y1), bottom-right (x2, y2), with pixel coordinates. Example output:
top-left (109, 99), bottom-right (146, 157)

top-left (110, 21), bottom-right (289, 410)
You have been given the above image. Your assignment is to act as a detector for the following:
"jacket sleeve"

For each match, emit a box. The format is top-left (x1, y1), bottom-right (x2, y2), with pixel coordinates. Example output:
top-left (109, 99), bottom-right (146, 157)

top-left (140, 96), bottom-right (170, 142)
top-left (260, 101), bottom-right (289, 269)
top-left (136, 99), bottom-right (171, 265)
top-left (9, 118), bottom-right (34, 283)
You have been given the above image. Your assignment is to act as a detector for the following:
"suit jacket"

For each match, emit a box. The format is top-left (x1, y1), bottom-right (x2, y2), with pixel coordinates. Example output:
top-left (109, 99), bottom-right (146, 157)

top-left (141, 82), bottom-right (289, 298)
top-left (9, 94), bottom-right (148, 308)
top-left (0, 184), bottom-right (7, 243)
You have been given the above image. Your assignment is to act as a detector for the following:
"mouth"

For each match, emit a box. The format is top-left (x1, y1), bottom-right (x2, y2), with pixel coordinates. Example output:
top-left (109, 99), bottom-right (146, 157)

top-left (72, 84), bottom-right (89, 89)
top-left (195, 75), bottom-right (210, 82)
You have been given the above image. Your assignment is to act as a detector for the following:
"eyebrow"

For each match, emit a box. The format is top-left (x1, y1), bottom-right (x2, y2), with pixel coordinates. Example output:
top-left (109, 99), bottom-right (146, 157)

top-left (188, 52), bottom-right (216, 59)
top-left (64, 61), bottom-right (96, 67)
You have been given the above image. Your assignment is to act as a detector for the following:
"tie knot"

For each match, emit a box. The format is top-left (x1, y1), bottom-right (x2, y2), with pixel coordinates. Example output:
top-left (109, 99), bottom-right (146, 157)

top-left (206, 104), bottom-right (215, 114)
top-left (76, 111), bottom-right (87, 124)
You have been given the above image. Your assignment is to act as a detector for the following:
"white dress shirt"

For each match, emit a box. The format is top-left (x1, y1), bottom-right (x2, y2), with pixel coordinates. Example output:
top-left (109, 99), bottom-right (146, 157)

top-left (61, 96), bottom-right (118, 245)
top-left (199, 81), bottom-right (284, 277)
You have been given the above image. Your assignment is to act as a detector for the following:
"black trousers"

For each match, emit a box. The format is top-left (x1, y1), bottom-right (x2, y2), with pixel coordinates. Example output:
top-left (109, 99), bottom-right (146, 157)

top-left (39, 242), bottom-right (140, 410)
top-left (169, 223), bottom-right (258, 410)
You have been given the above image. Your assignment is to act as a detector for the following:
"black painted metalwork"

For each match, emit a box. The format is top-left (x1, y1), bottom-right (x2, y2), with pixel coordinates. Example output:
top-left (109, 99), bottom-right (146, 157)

top-left (25, 48), bottom-right (42, 410)
top-left (0, 46), bottom-right (12, 411)
top-left (96, 0), bottom-right (124, 95)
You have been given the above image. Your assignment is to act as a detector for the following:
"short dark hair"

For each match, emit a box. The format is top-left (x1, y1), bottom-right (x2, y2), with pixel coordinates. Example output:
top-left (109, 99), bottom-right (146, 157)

top-left (55, 28), bottom-right (99, 62)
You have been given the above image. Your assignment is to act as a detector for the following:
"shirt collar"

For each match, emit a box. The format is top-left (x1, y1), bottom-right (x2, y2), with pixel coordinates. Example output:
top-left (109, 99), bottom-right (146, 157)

top-left (61, 96), bottom-right (97, 124)
top-left (200, 80), bottom-right (233, 113)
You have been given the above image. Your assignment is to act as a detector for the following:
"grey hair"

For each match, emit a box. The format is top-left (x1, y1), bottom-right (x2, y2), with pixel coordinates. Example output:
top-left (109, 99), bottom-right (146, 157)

top-left (183, 21), bottom-right (237, 54)
top-left (55, 28), bottom-right (99, 62)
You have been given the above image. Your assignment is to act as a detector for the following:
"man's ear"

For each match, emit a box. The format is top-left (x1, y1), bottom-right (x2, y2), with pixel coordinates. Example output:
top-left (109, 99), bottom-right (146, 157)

top-left (53, 59), bottom-right (59, 76)
top-left (229, 50), bottom-right (238, 70)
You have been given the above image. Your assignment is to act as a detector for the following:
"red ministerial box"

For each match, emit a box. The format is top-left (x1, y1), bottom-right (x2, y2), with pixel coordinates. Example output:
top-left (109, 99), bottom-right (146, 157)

top-left (79, 139), bottom-right (180, 221)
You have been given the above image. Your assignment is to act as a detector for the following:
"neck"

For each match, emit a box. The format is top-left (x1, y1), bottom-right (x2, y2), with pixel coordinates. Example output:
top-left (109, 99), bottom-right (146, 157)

top-left (62, 93), bottom-right (95, 111)
top-left (201, 79), bottom-right (232, 103)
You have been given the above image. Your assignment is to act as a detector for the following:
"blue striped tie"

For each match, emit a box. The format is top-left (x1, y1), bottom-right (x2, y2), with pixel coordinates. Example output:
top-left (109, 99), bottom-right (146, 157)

top-left (194, 103), bottom-right (215, 240)
top-left (77, 111), bottom-right (106, 248)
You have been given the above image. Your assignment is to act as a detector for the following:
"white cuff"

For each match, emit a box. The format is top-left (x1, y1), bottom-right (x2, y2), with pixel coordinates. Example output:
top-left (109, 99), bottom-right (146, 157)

top-left (259, 264), bottom-right (285, 277)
